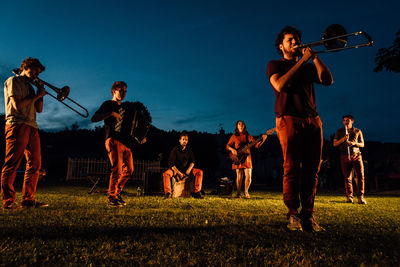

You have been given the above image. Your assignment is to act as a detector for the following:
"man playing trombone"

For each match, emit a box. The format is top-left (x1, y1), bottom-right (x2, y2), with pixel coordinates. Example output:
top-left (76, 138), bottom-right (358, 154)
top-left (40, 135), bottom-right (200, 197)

top-left (267, 26), bottom-right (333, 232)
top-left (1, 57), bottom-right (49, 210)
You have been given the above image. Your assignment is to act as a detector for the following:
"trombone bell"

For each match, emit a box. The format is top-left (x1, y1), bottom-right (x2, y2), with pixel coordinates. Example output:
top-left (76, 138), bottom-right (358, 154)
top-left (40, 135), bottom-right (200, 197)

top-left (322, 24), bottom-right (348, 51)
top-left (57, 86), bottom-right (70, 101)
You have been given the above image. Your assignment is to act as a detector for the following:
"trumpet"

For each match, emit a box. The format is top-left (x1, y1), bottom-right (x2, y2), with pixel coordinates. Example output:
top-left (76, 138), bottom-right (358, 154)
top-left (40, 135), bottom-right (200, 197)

top-left (12, 69), bottom-right (89, 118)
top-left (294, 24), bottom-right (374, 53)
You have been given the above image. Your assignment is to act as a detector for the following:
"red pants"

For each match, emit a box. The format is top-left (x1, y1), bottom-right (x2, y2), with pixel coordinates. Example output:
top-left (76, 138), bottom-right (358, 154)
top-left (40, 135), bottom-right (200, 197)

top-left (163, 168), bottom-right (203, 194)
top-left (105, 138), bottom-right (134, 200)
top-left (340, 154), bottom-right (365, 198)
top-left (276, 116), bottom-right (323, 218)
top-left (1, 123), bottom-right (41, 207)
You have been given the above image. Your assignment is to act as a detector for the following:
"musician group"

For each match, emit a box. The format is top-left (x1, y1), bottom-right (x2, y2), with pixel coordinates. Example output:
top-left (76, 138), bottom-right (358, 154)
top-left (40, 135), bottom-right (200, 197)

top-left (1, 26), bottom-right (368, 232)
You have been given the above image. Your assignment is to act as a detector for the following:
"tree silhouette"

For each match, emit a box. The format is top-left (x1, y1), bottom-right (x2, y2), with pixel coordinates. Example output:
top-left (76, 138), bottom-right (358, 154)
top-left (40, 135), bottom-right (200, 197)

top-left (374, 29), bottom-right (400, 73)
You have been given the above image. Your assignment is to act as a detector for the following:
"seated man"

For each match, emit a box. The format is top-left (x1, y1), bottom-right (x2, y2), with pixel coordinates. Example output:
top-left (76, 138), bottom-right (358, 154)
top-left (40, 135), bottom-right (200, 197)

top-left (163, 132), bottom-right (203, 199)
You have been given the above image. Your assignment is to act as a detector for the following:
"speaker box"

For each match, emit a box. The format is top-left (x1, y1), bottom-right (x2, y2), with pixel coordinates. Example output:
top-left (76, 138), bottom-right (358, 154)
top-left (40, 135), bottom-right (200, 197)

top-left (144, 171), bottom-right (163, 195)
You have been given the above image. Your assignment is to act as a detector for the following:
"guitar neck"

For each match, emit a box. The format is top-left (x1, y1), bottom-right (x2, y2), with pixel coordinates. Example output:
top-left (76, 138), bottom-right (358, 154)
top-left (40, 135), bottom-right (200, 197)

top-left (238, 136), bottom-right (263, 153)
top-left (237, 128), bottom-right (275, 153)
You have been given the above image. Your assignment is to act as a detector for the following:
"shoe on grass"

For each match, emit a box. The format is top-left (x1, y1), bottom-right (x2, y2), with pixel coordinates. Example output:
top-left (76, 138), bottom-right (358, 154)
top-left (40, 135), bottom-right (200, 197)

top-left (191, 191), bottom-right (204, 199)
top-left (346, 197), bottom-right (353, 203)
top-left (108, 198), bottom-right (123, 207)
top-left (3, 202), bottom-right (22, 210)
top-left (358, 196), bottom-right (367, 204)
top-left (287, 214), bottom-right (303, 231)
top-left (21, 200), bottom-right (49, 208)
top-left (244, 193), bottom-right (251, 199)
top-left (302, 215), bottom-right (325, 232)
top-left (116, 194), bottom-right (127, 206)
top-left (163, 192), bottom-right (172, 199)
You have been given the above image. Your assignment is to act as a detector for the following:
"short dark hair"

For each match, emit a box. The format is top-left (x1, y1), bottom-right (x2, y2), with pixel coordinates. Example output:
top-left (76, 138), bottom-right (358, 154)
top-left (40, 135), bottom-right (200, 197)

top-left (343, 114), bottom-right (354, 121)
top-left (179, 131), bottom-right (189, 139)
top-left (20, 57), bottom-right (45, 73)
top-left (275, 26), bottom-right (302, 56)
top-left (111, 81), bottom-right (127, 94)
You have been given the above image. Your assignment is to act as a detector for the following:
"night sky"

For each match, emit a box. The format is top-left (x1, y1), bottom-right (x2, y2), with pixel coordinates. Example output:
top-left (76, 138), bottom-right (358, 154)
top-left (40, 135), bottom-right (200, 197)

top-left (1, 0), bottom-right (399, 142)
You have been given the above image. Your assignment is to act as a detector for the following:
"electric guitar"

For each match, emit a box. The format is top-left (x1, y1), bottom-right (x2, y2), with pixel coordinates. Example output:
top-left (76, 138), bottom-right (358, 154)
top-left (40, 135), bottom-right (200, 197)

top-left (228, 128), bottom-right (276, 165)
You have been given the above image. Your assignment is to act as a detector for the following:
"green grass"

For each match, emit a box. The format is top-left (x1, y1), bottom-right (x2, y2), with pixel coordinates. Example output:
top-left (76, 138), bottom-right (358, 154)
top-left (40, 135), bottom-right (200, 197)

top-left (1, 185), bottom-right (399, 266)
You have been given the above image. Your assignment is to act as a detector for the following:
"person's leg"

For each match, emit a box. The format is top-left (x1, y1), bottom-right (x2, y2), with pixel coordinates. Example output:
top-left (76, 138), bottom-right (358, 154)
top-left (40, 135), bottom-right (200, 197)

top-left (340, 155), bottom-right (354, 202)
top-left (244, 168), bottom-right (252, 198)
top-left (105, 138), bottom-right (121, 200)
top-left (22, 127), bottom-right (41, 203)
top-left (276, 116), bottom-right (302, 217)
top-left (296, 116), bottom-right (325, 232)
top-left (1, 124), bottom-right (29, 207)
top-left (192, 168), bottom-right (203, 193)
top-left (353, 154), bottom-right (366, 204)
top-left (300, 116), bottom-right (323, 219)
top-left (235, 169), bottom-right (243, 197)
top-left (116, 145), bottom-right (134, 196)
top-left (163, 169), bottom-right (174, 195)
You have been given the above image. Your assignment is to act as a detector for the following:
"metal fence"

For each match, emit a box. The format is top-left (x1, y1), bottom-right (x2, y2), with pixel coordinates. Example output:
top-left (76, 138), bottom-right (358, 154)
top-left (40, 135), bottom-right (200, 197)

top-left (66, 157), bottom-right (161, 183)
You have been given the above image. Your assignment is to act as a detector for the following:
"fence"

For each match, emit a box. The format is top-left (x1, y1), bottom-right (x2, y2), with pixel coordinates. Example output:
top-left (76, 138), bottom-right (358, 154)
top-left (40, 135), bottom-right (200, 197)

top-left (66, 157), bottom-right (161, 183)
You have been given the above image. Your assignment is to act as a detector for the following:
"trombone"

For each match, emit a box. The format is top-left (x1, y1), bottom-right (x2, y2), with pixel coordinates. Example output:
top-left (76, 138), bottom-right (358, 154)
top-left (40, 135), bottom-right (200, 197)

top-left (12, 69), bottom-right (89, 118)
top-left (295, 24), bottom-right (374, 53)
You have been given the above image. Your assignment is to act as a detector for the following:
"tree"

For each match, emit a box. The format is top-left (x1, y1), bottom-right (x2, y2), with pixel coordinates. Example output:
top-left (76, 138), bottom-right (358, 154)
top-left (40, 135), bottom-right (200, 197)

top-left (70, 122), bottom-right (80, 131)
top-left (374, 29), bottom-right (400, 73)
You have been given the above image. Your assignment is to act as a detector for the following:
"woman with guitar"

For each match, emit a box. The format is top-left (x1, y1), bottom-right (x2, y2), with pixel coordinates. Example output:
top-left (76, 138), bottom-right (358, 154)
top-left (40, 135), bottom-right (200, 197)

top-left (226, 121), bottom-right (269, 199)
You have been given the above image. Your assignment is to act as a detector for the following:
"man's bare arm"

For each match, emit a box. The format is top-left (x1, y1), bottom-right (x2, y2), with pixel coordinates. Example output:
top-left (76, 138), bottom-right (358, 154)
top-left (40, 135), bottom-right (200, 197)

top-left (186, 163), bottom-right (195, 175)
top-left (313, 55), bottom-right (333, 85)
top-left (270, 48), bottom-right (315, 92)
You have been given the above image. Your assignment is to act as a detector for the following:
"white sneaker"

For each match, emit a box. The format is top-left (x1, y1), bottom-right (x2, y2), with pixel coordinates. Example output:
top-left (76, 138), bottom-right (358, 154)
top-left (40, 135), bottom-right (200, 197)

top-left (287, 215), bottom-right (303, 231)
top-left (358, 196), bottom-right (367, 204)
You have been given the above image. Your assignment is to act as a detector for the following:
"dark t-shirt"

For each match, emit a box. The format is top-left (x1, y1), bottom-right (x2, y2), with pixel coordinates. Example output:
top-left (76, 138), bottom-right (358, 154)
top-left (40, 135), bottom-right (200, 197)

top-left (168, 145), bottom-right (195, 173)
top-left (93, 100), bottom-right (122, 141)
top-left (266, 58), bottom-right (320, 118)
top-left (334, 127), bottom-right (363, 155)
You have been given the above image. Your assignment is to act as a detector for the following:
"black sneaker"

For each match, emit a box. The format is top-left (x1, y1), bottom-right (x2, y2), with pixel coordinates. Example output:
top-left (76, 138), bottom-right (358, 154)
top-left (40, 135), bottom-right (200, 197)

top-left (163, 192), bottom-right (172, 199)
top-left (116, 195), bottom-right (127, 206)
top-left (108, 198), bottom-right (123, 207)
top-left (3, 202), bottom-right (22, 210)
top-left (21, 200), bottom-right (49, 208)
top-left (302, 215), bottom-right (325, 232)
top-left (191, 191), bottom-right (204, 199)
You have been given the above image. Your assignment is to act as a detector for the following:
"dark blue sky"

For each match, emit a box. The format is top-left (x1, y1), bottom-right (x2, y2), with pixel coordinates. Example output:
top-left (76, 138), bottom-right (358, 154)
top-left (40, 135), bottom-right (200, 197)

top-left (1, 0), bottom-right (399, 142)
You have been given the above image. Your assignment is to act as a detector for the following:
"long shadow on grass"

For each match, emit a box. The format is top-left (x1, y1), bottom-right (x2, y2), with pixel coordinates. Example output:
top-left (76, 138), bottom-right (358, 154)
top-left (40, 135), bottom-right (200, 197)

top-left (2, 221), bottom-right (399, 262)
top-left (1, 222), bottom-right (398, 245)
top-left (0, 224), bottom-right (282, 244)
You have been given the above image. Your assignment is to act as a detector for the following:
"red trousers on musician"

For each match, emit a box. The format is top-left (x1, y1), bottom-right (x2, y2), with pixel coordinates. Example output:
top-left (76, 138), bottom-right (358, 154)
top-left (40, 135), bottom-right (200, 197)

top-left (163, 168), bottom-right (203, 194)
top-left (1, 123), bottom-right (41, 207)
top-left (276, 116), bottom-right (323, 218)
top-left (340, 154), bottom-right (365, 198)
top-left (105, 137), bottom-right (134, 200)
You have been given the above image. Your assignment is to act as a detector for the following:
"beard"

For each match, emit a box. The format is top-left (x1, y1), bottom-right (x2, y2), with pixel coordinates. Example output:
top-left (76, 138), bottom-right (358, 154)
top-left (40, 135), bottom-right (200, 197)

top-left (283, 46), bottom-right (301, 58)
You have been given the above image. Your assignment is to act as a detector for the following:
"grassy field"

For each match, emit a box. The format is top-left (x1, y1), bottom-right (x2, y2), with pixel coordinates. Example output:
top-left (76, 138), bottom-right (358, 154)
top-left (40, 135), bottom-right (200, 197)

top-left (1, 185), bottom-right (399, 266)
